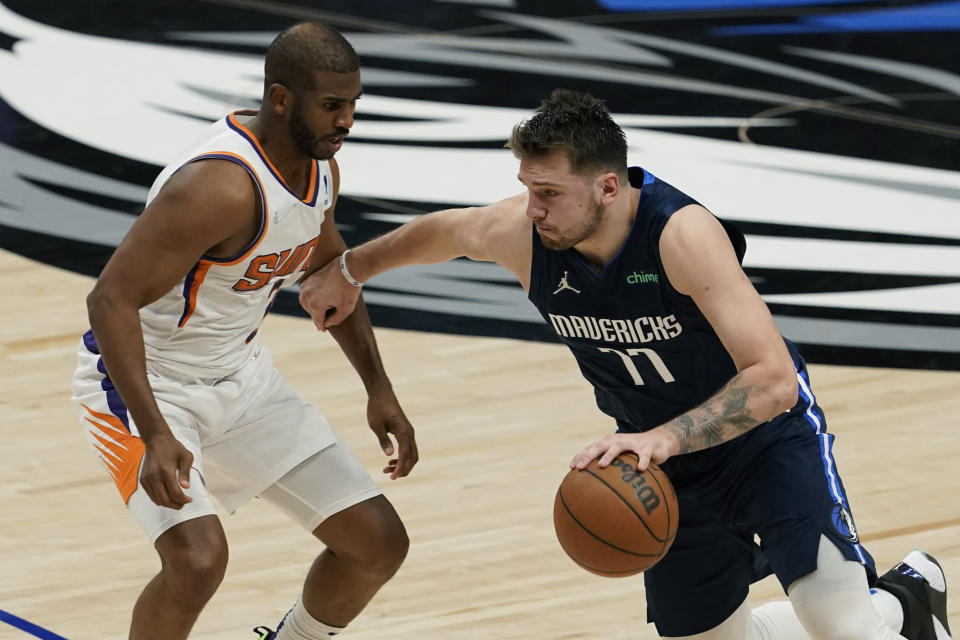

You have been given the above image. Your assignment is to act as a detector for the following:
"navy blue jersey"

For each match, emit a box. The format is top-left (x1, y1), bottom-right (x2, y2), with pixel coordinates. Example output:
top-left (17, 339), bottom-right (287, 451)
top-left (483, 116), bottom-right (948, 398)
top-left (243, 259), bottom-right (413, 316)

top-left (526, 167), bottom-right (875, 635)
top-left (528, 167), bottom-right (758, 432)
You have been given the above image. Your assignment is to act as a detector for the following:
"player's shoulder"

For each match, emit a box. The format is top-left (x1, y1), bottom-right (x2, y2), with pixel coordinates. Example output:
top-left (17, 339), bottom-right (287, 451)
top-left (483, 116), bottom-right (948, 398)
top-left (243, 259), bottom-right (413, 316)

top-left (464, 193), bottom-right (530, 255)
top-left (151, 158), bottom-right (258, 213)
top-left (479, 192), bottom-right (528, 226)
top-left (660, 204), bottom-right (734, 264)
top-left (476, 193), bottom-right (532, 281)
top-left (663, 204), bottom-right (721, 240)
top-left (496, 192), bottom-right (529, 208)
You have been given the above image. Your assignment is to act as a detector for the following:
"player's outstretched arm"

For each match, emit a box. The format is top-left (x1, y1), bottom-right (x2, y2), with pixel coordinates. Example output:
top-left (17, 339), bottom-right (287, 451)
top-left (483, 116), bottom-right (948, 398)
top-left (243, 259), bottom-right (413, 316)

top-left (86, 160), bottom-right (258, 508)
top-left (299, 193), bottom-right (531, 331)
top-left (571, 205), bottom-right (799, 472)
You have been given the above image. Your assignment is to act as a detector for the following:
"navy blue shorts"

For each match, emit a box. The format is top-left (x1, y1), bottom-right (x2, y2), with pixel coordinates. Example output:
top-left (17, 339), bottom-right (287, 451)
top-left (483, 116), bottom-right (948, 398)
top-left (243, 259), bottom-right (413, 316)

top-left (623, 363), bottom-right (877, 636)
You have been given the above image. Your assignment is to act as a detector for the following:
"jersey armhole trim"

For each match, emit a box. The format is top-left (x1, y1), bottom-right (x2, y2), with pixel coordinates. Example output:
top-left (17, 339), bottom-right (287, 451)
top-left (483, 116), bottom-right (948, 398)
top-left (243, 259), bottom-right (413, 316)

top-left (186, 152), bottom-right (270, 266)
top-left (177, 259), bottom-right (214, 327)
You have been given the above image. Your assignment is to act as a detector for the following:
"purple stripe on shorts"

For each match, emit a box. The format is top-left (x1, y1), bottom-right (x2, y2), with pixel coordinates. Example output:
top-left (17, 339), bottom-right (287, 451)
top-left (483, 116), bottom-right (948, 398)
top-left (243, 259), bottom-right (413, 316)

top-left (83, 328), bottom-right (131, 431)
top-left (95, 357), bottom-right (131, 431)
top-left (82, 329), bottom-right (99, 354)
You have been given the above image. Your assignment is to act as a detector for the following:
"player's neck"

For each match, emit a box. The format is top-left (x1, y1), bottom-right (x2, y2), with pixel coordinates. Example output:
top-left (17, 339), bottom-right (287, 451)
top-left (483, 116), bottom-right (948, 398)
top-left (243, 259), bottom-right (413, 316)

top-left (574, 187), bottom-right (640, 272)
top-left (245, 115), bottom-right (315, 196)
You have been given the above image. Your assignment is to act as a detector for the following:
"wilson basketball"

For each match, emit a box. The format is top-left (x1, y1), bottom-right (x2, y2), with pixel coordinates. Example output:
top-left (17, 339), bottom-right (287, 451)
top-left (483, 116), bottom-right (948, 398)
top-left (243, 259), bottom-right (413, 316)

top-left (553, 452), bottom-right (678, 577)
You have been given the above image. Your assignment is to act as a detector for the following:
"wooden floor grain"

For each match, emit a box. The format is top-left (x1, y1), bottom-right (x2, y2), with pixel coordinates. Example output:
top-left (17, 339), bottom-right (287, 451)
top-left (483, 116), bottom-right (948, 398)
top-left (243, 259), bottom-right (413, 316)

top-left (2, 249), bottom-right (957, 639)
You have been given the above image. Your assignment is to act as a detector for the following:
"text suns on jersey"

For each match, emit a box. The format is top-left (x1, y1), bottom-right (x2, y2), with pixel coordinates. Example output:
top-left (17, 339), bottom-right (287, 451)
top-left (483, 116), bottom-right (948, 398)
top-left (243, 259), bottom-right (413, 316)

top-left (232, 235), bottom-right (320, 292)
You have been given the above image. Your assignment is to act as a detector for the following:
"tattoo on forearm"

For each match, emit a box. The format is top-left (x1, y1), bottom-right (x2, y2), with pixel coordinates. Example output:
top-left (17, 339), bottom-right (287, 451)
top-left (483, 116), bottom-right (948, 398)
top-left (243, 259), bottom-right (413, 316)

top-left (668, 378), bottom-right (762, 455)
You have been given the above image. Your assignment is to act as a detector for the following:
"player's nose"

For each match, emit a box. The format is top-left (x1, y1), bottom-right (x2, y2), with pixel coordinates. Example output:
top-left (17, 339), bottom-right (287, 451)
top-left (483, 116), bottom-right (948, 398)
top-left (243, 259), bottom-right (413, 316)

top-left (336, 106), bottom-right (355, 130)
top-left (525, 200), bottom-right (546, 220)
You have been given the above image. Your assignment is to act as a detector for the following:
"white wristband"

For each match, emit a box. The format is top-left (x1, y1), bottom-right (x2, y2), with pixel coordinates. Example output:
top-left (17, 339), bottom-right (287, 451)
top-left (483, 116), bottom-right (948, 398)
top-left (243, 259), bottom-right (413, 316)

top-left (339, 249), bottom-right (363, 287)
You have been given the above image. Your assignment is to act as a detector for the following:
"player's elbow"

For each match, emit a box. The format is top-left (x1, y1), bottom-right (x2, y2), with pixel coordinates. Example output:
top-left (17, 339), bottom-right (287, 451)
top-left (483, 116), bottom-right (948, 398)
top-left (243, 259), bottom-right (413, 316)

top-left (86, 285), bottom-right (110, 327)
top-left (86, 283), bottom-right (130, 327)
top-left (769, 361), bottom-right (799, 414)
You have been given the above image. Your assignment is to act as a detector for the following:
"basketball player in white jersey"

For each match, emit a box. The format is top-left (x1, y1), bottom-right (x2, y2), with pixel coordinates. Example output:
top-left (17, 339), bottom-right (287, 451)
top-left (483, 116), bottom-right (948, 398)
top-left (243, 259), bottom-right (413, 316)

top-left (71, 23), bottom-right (415, 640)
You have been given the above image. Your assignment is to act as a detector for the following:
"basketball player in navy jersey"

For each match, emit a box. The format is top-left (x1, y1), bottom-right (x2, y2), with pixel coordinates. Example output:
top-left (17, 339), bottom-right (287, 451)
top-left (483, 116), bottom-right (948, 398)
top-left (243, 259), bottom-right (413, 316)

top-left (298, 90), bottom-right (951, 640)
top-left (73, 23), bottom-right (417, 640)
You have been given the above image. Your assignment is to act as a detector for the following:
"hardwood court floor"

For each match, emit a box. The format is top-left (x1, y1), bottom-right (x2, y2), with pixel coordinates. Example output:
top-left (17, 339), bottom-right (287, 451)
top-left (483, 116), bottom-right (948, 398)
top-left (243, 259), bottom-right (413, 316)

top-left (2, 248), bottom-right (957, 640)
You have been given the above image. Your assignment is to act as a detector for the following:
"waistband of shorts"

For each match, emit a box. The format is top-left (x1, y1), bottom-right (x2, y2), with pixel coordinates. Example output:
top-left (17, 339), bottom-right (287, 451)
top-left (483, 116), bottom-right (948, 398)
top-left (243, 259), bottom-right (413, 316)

top-left (146, 359), bottom-right (226, 385)
top-left (137, 343), bottom-right (269, 385)
top-left (144, 350), bottom-right (268, 386)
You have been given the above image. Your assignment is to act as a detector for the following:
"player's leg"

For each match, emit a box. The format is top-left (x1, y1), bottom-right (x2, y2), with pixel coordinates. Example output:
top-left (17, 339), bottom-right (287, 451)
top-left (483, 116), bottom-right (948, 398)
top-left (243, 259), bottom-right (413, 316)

top-left (129, 510), bottom-right (228, 640)
top-left (305, 495), bottom-right (407, 624)
top-left (256, 438), bottom-right (407, 638)
top-left (76, 399), bottom-right (226, 639)
top-left (86, 436), bottom-right (227, 640)
top-left (692, 545), bottom-right (953, 640)
top-left (743, 360), bottom-right (951, 640)
top-left (781, 535), bottom-right (901, 640)
top-left (736, 433), bottom-right (901, 640)
top-left (72, 335), bottom-right (228, 640)
top-left (643, 488), bottom-right (759, 637)
top-left (656, 533), bottom-right (902, 640)
top-left (749, 536), bottom-right (951, 640)
top-left (661, 598), bottom-right (751, 639)
top-left (202, 353), bottom-right (406, 638)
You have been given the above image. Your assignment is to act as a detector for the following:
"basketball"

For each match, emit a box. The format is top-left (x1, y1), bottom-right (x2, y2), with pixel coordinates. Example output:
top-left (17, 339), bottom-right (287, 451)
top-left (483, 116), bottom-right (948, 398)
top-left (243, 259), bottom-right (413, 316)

top-left (553, 452), bottom-right (678, 577)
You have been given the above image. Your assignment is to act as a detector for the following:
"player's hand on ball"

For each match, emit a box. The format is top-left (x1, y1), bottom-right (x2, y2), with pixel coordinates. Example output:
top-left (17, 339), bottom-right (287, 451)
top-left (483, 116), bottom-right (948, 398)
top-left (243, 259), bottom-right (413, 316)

top-left (555, 451), bottom-right (678, 576)
top-left (570, 430), bottom-right (678, 472)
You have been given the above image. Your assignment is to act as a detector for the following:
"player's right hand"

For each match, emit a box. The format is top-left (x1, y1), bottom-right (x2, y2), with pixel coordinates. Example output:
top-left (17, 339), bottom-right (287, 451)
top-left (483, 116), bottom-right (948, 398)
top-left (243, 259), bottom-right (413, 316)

top-left (141, 432), bottom-right (194, 509)
top-left (570, 430), bottom-right (676, 472)
top-left (299, 256), bottom-right (362, 331)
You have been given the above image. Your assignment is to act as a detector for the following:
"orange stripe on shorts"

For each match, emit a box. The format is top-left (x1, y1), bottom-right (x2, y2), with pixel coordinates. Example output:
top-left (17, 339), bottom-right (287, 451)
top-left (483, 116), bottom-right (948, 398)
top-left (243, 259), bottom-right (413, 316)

top-left (82, 404), bottom-right (146, 504)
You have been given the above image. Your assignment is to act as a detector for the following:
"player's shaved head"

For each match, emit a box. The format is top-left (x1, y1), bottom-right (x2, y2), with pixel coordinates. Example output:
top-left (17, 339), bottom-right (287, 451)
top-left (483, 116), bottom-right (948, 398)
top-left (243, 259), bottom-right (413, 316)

top-left (264, 22), bottom-right (360, 94)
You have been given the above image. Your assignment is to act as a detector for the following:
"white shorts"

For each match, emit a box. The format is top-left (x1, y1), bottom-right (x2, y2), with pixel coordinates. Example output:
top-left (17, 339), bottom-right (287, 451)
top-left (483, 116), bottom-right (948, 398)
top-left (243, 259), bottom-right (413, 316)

top-left (71, 332), bottom-right (381, 542)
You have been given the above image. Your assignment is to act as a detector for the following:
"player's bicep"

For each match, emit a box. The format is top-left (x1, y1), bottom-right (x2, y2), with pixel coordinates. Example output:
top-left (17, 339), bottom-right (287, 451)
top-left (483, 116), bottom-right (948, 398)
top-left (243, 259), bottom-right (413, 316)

top-left (660, 206), bottom-right (783, 371)
top-left (454, 193), bottom-right (531, 278)
top-left (93, 162), bottom-right (256, 307)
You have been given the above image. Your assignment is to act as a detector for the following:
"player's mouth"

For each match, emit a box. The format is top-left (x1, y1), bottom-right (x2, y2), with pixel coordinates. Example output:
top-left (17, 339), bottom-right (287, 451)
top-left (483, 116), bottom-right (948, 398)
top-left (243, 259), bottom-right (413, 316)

top-left (325, 135), bottom-right (347, 151)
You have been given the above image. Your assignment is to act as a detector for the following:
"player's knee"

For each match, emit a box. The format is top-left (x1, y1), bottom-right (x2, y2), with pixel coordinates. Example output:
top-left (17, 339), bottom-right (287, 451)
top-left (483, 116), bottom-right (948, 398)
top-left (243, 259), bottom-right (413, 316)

top-left (321, 498), bottom-right (408, 578)
top-left (161, 539), bottom-right (229, 602)
top-left (355, 511), bottom-right (408, 578)
top-left (796, 615), bottom-right (876, 640)
top-left (788, 536), bottom-right (885, 640)
top-left (792, 595), bottom-right (884, 640)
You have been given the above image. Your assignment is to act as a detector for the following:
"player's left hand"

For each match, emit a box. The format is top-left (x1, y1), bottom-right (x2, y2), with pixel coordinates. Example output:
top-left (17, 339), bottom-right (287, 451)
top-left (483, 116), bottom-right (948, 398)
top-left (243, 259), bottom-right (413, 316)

top-left (367, 389), bottom-right (419, 479)
top-left (570, 430), bottom-right (678, 472)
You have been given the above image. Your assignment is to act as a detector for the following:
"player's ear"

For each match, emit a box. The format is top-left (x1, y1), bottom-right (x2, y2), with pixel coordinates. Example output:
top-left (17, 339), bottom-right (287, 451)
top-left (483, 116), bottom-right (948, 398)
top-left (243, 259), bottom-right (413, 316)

top-left (598, 172), bottom-right (620, 206)
top-left (266, 83), bottom-right (292, 116)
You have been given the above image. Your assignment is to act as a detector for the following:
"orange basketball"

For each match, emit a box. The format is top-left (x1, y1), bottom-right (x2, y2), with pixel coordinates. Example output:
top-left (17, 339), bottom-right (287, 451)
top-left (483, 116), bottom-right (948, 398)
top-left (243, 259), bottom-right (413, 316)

top-left (553, 452), bottom-right (678, 577)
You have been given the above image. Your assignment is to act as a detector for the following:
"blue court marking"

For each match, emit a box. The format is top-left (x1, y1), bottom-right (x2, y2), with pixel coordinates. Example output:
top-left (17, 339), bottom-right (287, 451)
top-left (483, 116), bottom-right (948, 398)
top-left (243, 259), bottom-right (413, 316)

top-left (0, 609), bottom-right (69, 640)
top-left (712, 0), bottom-right (960, 34)
top-left (597, 0), bottom-right (876, 10)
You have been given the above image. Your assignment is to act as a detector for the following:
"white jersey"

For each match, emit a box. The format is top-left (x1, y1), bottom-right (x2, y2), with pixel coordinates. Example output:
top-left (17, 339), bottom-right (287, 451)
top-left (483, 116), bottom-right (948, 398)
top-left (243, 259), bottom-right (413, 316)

top-left (139, 111), bottom-right (333, 377)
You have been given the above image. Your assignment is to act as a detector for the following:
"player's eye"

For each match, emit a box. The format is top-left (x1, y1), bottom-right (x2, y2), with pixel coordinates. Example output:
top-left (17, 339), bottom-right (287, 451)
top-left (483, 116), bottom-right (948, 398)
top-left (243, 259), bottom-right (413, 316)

top-left (543, 190), bottom-right (558, 198)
